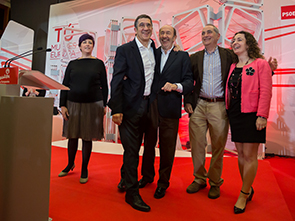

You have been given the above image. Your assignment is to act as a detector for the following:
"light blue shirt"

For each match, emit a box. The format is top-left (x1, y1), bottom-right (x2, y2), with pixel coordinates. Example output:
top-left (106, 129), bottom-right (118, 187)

top-left (199, 46), bottom-right (224, 98)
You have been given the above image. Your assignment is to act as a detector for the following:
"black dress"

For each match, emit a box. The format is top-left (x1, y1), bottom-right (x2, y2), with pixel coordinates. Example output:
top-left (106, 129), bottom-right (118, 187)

top-left (227, 67), bottom-right (266, 143)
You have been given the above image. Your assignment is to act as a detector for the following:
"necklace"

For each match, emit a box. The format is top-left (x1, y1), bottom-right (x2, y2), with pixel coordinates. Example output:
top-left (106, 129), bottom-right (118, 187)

top-left (229, 58), bottom-right (251, 99)
top-left (237, 58), bottom-right (250, 67)
top-left (244, 58), bottom-right (250, 66)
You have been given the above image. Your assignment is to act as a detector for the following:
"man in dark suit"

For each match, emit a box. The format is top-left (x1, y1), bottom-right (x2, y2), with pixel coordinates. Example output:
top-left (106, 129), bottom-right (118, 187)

top-left (108, 14), bottom-right (155, 212)
top-left (138, 25), bottom-right (193, 199)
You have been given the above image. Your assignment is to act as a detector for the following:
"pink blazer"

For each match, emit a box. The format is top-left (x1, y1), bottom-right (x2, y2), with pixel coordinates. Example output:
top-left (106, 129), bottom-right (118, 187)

top-left (225, 58), bottom-right (272, 118)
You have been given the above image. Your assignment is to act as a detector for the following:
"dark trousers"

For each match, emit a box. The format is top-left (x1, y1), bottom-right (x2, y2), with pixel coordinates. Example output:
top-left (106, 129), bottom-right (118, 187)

top-left (119, 99), bottom-right (149, 196)
top-left (142, 99), bottom-right (179, 189)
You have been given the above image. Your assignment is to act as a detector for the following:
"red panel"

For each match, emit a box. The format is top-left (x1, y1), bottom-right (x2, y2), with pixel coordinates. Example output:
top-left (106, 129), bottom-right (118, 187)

top-left (0, 67), bottom-right (19, 84)
top-left (281, 5), bottom-right (295, 20)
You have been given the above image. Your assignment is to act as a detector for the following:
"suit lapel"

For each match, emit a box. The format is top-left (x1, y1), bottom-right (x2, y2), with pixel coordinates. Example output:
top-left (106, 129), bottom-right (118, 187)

top-left (155, 48), bottom-right (161, 74)
top-left (161, 50), bottom-right (178, 74)
top-left (199, 49), bottom-right (205, 83)
top-left (130, 39), bottom-right (144, 74)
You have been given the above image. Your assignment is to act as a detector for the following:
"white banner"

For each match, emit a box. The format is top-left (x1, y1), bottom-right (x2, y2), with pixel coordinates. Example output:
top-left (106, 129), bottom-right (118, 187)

top-left (45, 0), bottom-right (295, 156)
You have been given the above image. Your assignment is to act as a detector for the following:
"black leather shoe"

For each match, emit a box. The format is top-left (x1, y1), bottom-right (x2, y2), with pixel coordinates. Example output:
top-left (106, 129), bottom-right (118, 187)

top-left (125, 194), bottom-right (151, 212)
top-left (154, 187), bottom-right (166, 199)
top-left (117, 179), bottom-right (126, 192)
top-left (138, 178), bottom-right (153, 188)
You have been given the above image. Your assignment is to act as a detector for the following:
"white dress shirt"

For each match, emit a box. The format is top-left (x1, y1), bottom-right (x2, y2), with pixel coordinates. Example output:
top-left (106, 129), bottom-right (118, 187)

top-left (160, 46), bottom-right (183, 93)
top-left (135, 37), bottom-right (155, 96)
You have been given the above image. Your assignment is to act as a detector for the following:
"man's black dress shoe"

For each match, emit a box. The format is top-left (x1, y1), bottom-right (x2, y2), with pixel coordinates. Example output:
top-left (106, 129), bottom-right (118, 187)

top-left (154, 186), bottom-right (166, 199)
top-left (117, 179), bottom-right (126, 192)
top-left (138, 178), bottom-right (153, 188)
top-left (125, 194), bottom-right (151, 212)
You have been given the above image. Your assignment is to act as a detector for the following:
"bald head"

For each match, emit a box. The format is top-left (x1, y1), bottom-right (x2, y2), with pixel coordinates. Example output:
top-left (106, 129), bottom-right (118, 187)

top-left (159, 25), bottom-right (177, 37)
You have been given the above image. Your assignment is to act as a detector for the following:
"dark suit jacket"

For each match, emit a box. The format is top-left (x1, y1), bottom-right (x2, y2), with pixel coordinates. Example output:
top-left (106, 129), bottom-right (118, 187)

top-left (108, 38), bottom-right (156, 119)
top-left (151, 48), bottom-right (193, 119)
top-left (184, 46), bottom-right (233, 110)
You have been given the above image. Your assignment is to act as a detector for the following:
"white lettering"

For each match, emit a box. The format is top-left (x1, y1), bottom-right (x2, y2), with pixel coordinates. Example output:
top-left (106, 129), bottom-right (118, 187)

top-left (0, 74), bottom-right (10, 80)
top-left (282, 11), bottom-right (295, 17)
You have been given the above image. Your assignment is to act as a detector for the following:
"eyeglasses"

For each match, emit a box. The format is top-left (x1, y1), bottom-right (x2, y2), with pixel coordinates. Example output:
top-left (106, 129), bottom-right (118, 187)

top-left (138, 22), bottom-right (152, 29)
top-left (202, 30), bottom-right (213, 35)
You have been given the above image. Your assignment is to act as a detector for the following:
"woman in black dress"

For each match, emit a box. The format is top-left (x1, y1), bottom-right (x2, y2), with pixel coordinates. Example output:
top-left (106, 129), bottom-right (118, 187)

top-left (58, 33), bottom-right (108, 184)
top-left (225, 31), bottom-right (272, 214)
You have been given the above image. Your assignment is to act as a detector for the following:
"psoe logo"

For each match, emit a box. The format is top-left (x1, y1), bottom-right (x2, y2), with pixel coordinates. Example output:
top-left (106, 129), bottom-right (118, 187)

top-left (0, 71), bottom-right (10, 80)
top-left (281, 5), bottom-right (295, 20)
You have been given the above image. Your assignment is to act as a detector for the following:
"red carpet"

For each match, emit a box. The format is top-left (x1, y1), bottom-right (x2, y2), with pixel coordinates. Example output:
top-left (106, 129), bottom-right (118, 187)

top-left (264, 156), bottom-right (295, 220)
top-left (49, 146), bottom-right (293, 221)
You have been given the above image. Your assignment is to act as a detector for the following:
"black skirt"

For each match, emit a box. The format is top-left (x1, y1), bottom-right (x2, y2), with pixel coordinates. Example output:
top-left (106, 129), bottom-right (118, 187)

top-left (228, 98), bottom-right (266, 143)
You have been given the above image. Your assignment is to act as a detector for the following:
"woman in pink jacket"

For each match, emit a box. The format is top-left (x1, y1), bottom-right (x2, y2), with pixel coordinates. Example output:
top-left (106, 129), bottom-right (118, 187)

top-left (225, 31), bottom-right (272, 214)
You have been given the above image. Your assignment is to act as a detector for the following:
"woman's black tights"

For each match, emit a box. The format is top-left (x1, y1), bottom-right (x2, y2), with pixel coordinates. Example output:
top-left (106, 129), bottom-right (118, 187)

top-left (63, 138), bottom-right (92, 178)
top-left (81, 139), bottom-right (92, 178)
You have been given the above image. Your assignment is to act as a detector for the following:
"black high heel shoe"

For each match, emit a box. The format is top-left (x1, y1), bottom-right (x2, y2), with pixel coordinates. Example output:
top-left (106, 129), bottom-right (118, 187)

top-left (58, 164), bottom-right (75, 177)
top-left (234, 190), bottom-right (250, 214)
top-left (248, 187), bottom-right (254, 202)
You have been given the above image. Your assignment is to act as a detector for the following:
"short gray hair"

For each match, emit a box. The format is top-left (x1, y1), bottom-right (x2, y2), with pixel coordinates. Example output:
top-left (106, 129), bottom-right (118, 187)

top-left (205, 24), bottom-right (219, 34)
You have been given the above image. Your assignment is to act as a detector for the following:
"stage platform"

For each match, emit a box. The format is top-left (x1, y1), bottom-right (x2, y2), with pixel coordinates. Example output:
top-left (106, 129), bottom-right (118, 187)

top-left (49, 141), bottom-right (293, 220)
